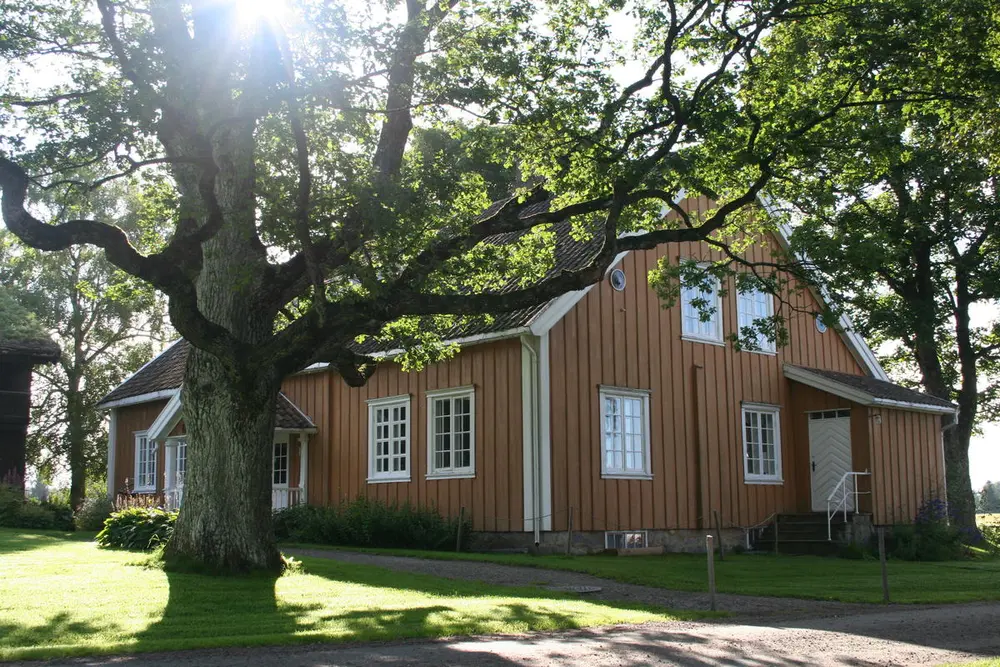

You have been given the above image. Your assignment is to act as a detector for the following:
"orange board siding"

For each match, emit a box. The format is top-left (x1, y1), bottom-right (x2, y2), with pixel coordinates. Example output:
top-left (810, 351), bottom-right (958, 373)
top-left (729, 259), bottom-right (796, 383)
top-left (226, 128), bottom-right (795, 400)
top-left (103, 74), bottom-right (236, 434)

top-left (113, 400), bottom-right (169, 494)
top-left (868, 408), bottom-right (945, 524)
top-left (547, 225), bottom-right (868, 532)
top-left (281, 338), bottom-right (525, 531)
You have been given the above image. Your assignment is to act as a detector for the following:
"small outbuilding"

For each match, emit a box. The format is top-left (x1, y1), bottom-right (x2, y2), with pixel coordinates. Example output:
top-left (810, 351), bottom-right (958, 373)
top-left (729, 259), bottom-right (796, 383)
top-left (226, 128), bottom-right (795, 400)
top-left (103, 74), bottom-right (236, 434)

top-left (0, 289), bottom-right (60, 489)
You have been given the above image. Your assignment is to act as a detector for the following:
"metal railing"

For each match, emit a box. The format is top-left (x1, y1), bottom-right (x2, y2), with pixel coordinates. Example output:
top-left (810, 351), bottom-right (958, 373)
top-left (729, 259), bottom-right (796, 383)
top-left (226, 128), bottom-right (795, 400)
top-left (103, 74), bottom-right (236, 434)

top-left (826, 470), bottom-right (871, 540)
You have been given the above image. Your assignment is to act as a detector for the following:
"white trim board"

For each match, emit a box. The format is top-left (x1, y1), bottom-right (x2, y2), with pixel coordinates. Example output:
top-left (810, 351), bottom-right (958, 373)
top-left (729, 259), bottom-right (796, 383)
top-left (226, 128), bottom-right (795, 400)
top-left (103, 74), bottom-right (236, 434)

top-left (783, 365), bottom-right (957, 415)
top-left (147, 391), bottom-right (183, 441)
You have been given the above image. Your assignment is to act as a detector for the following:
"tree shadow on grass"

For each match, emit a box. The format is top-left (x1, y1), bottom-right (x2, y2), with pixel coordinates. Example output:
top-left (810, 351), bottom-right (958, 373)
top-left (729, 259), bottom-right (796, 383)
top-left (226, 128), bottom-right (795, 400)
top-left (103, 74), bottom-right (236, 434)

top-left (0, 612), bottom-right (113, 659)
top-left (0, 529), bottom-right (91, 556)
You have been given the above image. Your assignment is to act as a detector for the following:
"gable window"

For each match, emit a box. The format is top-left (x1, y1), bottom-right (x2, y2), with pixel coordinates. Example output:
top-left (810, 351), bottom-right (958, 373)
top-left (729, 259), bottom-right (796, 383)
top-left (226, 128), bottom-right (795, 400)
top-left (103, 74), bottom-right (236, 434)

top-left (273, 441), bottom-right (289, 487)
top-left (134, 432), bottom-right (156, 493)
top-left (742, 403), bottom-right (782, 484)
top-left (367, 395), bottom-right (411, 482)
top-left (681, 265), bottom-right (723, 342)
top-left (427, 387), bottom-right (475, 478)
top-left (599, 386), bottom-right (652, 479)
top-left (737, 285), bottom-right (776, 353)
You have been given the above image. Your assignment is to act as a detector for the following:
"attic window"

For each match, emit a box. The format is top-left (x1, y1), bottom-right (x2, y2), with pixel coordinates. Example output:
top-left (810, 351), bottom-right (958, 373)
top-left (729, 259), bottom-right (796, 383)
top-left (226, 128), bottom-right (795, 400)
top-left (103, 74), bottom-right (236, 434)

top-left (609, 268), bottom-right (627, 291)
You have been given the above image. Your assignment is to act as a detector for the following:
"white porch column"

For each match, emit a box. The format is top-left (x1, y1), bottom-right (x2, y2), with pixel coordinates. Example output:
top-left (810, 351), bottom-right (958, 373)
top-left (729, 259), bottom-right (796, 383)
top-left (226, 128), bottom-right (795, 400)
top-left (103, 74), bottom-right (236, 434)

top-left (106, 409), bottom-right (117, 500)
top-left (299, 435), bottom-right (309, 505)
top-left (163, 440), bottom-right (175, 505)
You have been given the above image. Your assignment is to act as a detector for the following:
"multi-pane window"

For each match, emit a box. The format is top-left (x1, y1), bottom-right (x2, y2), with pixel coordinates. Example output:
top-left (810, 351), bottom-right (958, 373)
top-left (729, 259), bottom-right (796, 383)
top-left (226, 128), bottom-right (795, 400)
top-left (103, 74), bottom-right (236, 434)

top-left (742, 404), bottom-right (782, 483)
top-left (737, 285), bottom-right (776, 352)
top-left (174, 437), bottom-right (187, 485)
top-left (273, 441), bottom-right (289, 486)
top-left (605, 531), bottom-right (648, 550)
top-left (427, 388), bottom-right (475, 477)
top-left (134, 432), bottom-right (156, 492)
top-left (368, 396), bottom-right (410, 482)
top-left (681, 266), bottom-right (722, 342)
top-left (599, 387), bottom-right (652, 478)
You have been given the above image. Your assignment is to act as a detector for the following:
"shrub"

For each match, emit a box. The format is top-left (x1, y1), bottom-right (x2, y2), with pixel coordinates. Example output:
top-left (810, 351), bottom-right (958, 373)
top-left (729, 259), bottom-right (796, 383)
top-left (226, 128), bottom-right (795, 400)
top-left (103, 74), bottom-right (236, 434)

top-left (76, 496), bottom-right (115, 531)
top-left (886, 498), bottom-right (965, 561)
top-left (96, 507), bottom-right (177, 551)
top-left (274, 497), bottom-right (471, 551)
top-left (0, 481), bottom-right (73, 530)
top-left (980, 524), bottom-right (1000, 555)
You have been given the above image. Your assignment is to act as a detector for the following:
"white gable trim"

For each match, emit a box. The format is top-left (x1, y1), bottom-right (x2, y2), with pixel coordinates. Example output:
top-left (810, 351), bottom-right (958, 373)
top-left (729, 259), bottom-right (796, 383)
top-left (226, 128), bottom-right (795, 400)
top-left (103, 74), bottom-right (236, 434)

top-left (783, 365), bottom-right (956, 415)
top-left (528, 250), bottom-right (629, 336)
top-left (98, 388), bottom-right (179, 410)
top-left (147, 390), bottom-right (183, 441)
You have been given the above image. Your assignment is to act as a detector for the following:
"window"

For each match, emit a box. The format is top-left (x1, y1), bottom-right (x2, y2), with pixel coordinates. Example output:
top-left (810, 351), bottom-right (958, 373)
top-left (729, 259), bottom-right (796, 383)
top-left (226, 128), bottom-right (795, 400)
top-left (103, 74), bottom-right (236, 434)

top-left (810, 409), bottom-right (851, 420)
top-left (681, 265), bottom-right (722, 342)
top-left (605, 531), bottom-right (648, 550)
top-left (368, 395), bottom-right (411, 482)
top-left (599, 387), bottom-right (652, 479)
top-left (427, 387), bottom-right (475, 478)
top-left (742, 404), bottom-right (782, 483)
top-left (273, 441), bottom-right (289, 486)
top-left (133, 432), bottom-right (156, 492)
top-left (737, 285), bottom-right (776, 352)
top-left (173, 437), bottom-right (187, 486)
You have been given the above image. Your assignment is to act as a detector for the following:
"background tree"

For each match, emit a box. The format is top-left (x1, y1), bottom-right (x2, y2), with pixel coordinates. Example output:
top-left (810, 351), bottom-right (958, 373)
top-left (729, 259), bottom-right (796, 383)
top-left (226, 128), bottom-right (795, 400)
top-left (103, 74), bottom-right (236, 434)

top-left (0, 0), bottom-right (970, 572)
top-left (770, 0), bottom-right (1000, 528)
top-left (0, 181), bottom-right (168, 509)
top-left (978, 481), bottom-right (1000, 514)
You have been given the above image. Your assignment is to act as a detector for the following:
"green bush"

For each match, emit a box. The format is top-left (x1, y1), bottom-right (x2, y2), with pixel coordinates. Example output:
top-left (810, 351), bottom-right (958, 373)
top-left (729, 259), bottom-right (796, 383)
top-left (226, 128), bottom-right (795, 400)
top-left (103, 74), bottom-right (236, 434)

top-left (274, 497), bottom-right (470, 551)
top-left (979, 524), bottom-right (1000, 556)
top-left (0, 483), bottom-right (74, 530)
top-left (886, 498), bottom-right (966, 561)
top-left (75, 496), bottom-right (115, 531)
top-left (96, 507), bottom-right (177, 551)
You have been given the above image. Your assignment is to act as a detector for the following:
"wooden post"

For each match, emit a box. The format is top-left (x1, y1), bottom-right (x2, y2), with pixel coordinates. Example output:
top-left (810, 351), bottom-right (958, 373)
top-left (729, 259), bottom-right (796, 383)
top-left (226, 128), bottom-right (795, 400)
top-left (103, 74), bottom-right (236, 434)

top-left (878, 526), bottom-right (890, 603)
top-left (565, 506), bottom-right (574, 556)
top-left (456, 506), bottom-right (465, 553)
top-left (713, 509), bottom-right (724, 561)
top-left (706, 535), bottom-right (717, 611)
top-left (774, 515), bottom-right (779, 556)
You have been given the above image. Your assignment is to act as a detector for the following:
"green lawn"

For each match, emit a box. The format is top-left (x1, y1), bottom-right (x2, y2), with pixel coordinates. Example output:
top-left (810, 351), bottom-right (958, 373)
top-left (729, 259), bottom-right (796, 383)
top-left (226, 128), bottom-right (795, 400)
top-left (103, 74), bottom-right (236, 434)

top-left (0, 529), bottom-right (703, 661)
top-left (289, 545), bottom-right (1000, 604)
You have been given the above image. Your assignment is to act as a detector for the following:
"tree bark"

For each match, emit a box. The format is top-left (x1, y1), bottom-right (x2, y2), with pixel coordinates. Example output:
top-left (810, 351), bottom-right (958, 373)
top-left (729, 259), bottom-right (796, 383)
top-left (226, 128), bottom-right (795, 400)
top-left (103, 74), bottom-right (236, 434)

top-left (164, 346), bottom-right (283, 573)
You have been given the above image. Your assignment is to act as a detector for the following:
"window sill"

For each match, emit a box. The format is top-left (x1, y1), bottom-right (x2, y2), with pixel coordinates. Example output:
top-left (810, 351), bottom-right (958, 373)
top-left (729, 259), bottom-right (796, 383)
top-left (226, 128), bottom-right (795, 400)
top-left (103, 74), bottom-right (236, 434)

top-left (740, 347), bottom-right (777, 356)
top-left (744, 477), bottom-right (784, 485)
top-left (133, 488), bottom-right (156, 494)
top-left (367, 476), bottom-right (411, 484)
top-left (681, 335), bottom-right (726, 347)
top-left (426, 472), bottom-right (476, 480)
top-left (601, 472), bottom-right (654, 481)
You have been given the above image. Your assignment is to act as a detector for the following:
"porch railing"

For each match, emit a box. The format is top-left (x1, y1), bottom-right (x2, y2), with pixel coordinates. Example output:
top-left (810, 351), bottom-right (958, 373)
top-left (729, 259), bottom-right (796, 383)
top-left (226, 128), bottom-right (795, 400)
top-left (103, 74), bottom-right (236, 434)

top-left (271, 487), bottom-right (305, 511)
top-left (826, 470), bottom-right (871, 540)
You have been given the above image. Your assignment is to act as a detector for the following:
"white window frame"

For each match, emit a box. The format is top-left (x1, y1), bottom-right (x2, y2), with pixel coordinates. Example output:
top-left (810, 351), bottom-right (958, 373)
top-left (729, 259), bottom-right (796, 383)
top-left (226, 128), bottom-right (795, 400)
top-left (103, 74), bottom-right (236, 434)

top-left (367, 394), bottom-right (412, 483)
top-left (681, 263), bottom-right (723, 344)
top-left (736, 284), bottom-right (776, 353)
top-left (741, 403), bottom-right (783, 484)
top-left (599, 386), bottom-right (653, 480)
top-left (133, 431), bottom-right (157, 493)
top-left (426, 386), bottom-right (476, 479)
top-left (605, 530), bottom-right (649, 550)
top-left (168, 435), bottom-right (187, 487)
top-left (272, 440), bottom-right (289, 488)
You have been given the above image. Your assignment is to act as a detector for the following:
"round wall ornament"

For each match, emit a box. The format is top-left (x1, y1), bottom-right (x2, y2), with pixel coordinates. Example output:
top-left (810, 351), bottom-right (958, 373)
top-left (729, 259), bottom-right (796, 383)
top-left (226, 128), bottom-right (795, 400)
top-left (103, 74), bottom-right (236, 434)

top-left (610, 268), bottom-right (627, 291)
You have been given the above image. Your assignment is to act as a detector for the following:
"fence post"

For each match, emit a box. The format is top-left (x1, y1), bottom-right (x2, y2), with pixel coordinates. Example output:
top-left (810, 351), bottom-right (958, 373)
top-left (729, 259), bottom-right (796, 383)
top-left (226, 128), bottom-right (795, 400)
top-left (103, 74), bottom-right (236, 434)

top-left (456, 506), bottom-right (465, 553)
top-left (774, 514), bottom-right (780, 556)
top-left (565, 506), bottom-right (574, 556)
top-left (878, 526), bottom-right (890, 603)
top-left (713, 509), bottom-right (724, 561)
top-left (706, 534), bottom-right (717, 611)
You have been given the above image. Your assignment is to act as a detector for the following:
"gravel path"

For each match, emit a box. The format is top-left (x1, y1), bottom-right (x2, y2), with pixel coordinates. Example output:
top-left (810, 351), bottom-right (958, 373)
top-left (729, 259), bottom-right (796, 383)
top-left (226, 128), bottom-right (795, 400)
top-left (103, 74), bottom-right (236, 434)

top-left (288, 548), bottom-right (877, 619)
top-left (18, 603), bottom-right (1000, 666)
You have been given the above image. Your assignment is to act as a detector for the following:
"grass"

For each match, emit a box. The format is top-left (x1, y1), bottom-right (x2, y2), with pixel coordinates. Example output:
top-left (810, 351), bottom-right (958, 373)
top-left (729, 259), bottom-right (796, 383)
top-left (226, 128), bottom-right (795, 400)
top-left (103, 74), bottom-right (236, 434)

top-left (283, 544), bottom-right (1000, 605)
top-left (0, 529), bottom-right (704, 661)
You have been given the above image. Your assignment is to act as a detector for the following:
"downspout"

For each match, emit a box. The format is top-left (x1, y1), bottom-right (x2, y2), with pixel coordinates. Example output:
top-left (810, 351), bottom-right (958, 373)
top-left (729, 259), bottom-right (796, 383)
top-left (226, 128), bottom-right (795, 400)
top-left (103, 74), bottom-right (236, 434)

top-left (106, 409), bottom-right (117, 501)
top-left (521, 336), bottom-right (542, 546)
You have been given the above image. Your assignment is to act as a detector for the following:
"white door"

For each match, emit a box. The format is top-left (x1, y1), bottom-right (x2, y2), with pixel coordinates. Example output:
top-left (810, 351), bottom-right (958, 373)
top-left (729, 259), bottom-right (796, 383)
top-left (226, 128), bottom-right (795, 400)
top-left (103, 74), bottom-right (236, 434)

top-left (808, 411), bottom-right (853, 511)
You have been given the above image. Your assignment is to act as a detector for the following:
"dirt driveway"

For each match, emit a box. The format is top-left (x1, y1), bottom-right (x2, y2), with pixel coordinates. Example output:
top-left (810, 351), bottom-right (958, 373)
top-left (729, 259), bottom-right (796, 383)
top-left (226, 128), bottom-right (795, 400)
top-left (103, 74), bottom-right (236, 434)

top-left (17, 602), bottom-right (1000, 666)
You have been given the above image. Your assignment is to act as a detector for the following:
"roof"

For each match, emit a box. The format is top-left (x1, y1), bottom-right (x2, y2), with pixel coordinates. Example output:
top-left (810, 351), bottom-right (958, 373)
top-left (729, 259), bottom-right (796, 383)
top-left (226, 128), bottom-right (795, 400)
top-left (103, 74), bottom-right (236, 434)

top-left (0, 288), bottom-right (60, 363)
top-left (97, 338), bottom-right (188, 407)
top-left (275, 393), bottom-right (316, 430)
top-left (783, 365), bottom-right (957, 414)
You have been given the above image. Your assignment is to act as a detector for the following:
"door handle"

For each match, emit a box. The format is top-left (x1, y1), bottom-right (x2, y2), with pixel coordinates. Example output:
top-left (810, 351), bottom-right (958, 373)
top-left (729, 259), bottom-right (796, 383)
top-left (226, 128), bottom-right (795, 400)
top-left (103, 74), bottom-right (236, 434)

top-left (811, 461), bottom-right (816, 472)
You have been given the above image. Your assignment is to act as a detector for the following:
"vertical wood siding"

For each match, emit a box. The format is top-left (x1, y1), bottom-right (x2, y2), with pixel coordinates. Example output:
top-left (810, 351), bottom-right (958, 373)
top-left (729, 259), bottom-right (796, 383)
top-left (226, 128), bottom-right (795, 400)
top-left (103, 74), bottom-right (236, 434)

top-left (113, 400), bottom-right (168, 494)
top-left (281, 339), bottom-right (524, 531)
top-left (547, 197), bottom-right (869, 531)
top-left (868, 408), bottom-right (945, 524)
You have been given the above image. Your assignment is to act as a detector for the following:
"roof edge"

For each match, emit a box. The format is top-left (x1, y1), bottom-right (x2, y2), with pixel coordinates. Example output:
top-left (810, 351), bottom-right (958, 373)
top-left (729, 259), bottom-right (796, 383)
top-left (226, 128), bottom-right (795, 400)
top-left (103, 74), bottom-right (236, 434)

top-left (783, 364), bottom-right (957, 415)
top-left (97, 388), bottom-right (179, 410)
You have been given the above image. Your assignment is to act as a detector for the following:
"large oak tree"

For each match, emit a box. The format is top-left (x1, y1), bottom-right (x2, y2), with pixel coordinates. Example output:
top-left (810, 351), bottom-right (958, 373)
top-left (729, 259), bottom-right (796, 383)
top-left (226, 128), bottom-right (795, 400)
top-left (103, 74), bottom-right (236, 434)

top-left (0, 0), bottom-right (962, 572)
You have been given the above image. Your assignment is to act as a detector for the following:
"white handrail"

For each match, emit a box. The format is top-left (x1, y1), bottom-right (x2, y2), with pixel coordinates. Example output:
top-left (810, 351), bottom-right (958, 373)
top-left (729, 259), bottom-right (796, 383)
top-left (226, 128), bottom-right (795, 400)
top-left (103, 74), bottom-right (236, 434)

top-left (826, 470), bottom-right (871, 540)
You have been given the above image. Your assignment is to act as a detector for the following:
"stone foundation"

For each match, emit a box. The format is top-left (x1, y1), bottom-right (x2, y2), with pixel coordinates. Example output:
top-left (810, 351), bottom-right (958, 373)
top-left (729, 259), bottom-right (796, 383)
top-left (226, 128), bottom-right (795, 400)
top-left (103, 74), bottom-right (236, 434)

top-left (468, 527), bottom-right (748, 555)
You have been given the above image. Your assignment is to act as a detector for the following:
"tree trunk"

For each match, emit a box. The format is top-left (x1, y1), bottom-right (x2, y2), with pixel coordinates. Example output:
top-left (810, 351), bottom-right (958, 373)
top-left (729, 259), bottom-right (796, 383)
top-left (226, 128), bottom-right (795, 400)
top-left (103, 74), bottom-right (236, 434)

top-left (164, 345), bottom-right (283, 573)
top-left (943, 425), bottom-right (977, 530)
top-left (66, 384), bottom-right (87, 511)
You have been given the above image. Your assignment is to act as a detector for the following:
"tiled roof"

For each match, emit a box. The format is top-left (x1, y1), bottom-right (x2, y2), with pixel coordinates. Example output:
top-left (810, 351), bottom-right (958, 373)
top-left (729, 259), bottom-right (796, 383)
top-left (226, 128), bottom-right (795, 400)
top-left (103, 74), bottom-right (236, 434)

top-left (98, 339), bottom-right (189, 406)
top-left (0, 338), bottom-right (60, 363)
top-left (787, 366), bottom-right (955, 410)
top-left (276, 393), bottom-right (315, 430)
